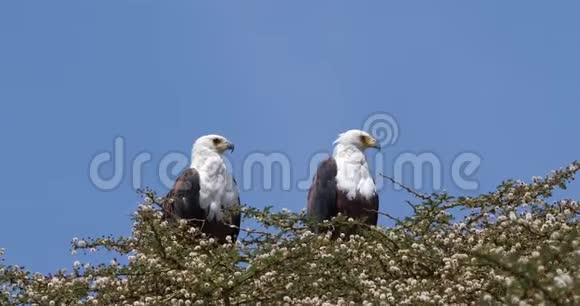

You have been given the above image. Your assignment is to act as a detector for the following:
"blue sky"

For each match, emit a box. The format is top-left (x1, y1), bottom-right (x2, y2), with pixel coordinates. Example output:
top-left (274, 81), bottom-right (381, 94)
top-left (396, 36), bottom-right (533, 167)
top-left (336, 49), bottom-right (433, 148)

top-left (1, 1), bottom-right (579, 272)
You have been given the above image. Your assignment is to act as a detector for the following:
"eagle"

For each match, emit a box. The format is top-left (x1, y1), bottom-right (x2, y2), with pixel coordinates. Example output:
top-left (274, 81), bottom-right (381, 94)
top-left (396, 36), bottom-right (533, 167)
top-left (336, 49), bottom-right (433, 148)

top-left (307, 130), bottom-right (380, 231)
top-left (163, 134), bottom-right (241, 243)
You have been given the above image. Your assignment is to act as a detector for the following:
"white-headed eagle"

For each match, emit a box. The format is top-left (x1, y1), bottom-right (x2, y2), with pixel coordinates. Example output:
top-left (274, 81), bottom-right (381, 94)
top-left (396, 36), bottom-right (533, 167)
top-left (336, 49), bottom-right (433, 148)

top-left (163, 135), bottom-right (241, 243)
top-left (307, 130), bottom-right (380, 229)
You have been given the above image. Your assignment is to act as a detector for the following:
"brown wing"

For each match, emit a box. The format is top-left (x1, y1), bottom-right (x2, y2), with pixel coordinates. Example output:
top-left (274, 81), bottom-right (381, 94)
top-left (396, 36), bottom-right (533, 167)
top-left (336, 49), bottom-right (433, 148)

top-left (163, 168), bottom-right (205, 221)
top-left (307, 157), bottom-right (338, 229)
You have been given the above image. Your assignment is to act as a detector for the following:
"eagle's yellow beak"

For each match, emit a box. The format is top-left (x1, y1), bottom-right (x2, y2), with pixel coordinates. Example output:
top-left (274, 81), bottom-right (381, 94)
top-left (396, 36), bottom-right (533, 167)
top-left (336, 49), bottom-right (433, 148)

top-left (364, 136), bottom-right (380, 150)
top-left (226, 142), bottom-right (235, 153)
top-left (216, 141), bottom-right (235, 153)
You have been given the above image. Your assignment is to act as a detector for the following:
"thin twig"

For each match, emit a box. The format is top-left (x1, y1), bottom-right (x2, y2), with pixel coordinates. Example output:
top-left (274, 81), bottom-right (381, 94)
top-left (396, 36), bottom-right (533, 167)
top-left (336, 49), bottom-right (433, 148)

top-left (380, 174), bottom-right (431, 200)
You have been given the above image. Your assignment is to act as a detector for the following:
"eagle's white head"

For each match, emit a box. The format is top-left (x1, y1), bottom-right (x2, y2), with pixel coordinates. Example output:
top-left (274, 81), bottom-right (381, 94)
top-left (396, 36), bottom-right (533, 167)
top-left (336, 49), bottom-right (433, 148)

top-left (333, 129), bottom-right (380, 151)
top-left (333, 129), bottom-right (379, 200)
top-left (192, 134), bottom-right (235, 155)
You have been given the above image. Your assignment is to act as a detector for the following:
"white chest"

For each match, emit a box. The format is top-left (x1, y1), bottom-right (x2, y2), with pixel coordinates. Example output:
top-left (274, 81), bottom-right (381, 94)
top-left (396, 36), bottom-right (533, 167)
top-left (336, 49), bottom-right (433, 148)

top-left (334, 148), bottom-right (376, 200)
top-left (191, 154), bottom-right (239, 221)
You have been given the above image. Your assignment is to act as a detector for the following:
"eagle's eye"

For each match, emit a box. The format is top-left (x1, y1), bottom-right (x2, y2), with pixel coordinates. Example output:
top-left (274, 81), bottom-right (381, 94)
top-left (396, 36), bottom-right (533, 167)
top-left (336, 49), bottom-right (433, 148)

top-left (213, 138), bottom-right (222, 145)
top-left (359, 135), bottom-right (368, 144)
